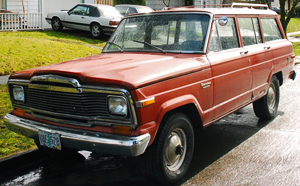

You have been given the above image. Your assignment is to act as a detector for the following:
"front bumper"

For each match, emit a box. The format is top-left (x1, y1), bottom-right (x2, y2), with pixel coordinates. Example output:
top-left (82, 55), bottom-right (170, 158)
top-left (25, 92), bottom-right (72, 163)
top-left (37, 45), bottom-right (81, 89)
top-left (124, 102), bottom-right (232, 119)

top-left (3, 113), bottom-right (150, 157)
top-left (45, 17), bottom-right (51, 24)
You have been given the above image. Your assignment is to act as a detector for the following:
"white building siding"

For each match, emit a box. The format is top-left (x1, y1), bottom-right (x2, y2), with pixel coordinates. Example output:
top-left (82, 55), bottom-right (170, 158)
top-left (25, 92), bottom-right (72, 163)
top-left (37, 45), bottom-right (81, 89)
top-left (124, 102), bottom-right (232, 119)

top-left (7, 0), bottom-right (38, 13)
top-left (146, 0), bottom-right (185, 10)
top-left (7, 0), bottom-right (26, 13)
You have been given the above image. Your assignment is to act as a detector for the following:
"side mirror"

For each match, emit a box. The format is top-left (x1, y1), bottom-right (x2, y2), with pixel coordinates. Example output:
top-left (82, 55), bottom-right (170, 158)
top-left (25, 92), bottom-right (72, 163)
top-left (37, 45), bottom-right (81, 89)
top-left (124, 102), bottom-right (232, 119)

top-left (218, 16), bottom-right (228, 26)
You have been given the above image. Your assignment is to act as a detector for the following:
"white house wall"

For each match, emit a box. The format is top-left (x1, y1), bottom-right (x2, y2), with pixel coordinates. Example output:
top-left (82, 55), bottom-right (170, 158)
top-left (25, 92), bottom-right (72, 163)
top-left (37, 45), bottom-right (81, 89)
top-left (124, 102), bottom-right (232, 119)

top-left (146, 0), bottom-right (185, 10)
top-left (7, 0), bottom-right (38, 13)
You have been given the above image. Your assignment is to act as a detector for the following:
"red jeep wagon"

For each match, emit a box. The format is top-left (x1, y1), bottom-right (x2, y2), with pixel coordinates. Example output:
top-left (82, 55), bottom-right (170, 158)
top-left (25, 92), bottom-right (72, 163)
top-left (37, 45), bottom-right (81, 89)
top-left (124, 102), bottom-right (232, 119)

top-left (4, 3), bottom-right (296, 185)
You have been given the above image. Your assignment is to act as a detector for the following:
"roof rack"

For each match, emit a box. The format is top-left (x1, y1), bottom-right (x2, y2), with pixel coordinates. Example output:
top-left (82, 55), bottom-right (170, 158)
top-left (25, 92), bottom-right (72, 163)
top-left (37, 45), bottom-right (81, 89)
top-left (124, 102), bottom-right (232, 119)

top-left (230, 3), bottom-right (269, 9)
top-left (165, 3), bottom-right (269, 10)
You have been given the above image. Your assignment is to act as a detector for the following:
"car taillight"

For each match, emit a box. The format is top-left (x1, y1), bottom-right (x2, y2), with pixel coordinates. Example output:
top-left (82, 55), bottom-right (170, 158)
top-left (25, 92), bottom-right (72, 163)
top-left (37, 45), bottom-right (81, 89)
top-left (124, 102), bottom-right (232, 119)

top-left (109, 21), bottom-right (119, 26)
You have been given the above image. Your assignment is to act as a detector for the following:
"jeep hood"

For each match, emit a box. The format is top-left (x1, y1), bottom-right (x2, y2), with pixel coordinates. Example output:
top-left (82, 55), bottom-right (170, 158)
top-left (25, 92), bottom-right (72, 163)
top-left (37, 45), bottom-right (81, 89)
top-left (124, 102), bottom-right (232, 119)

top-left (9, 53), bottom-right (208, 90)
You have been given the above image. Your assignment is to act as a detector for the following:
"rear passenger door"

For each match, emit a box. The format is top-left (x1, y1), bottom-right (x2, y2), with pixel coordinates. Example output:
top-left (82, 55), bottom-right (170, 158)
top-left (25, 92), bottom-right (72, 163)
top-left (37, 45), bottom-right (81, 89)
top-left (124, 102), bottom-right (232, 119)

top-left (237, 17), bottom-right (273, 100)
top-left (260, 18), bottom-right (291, 82)
top-left (207, 17), bottom-right (252, 120)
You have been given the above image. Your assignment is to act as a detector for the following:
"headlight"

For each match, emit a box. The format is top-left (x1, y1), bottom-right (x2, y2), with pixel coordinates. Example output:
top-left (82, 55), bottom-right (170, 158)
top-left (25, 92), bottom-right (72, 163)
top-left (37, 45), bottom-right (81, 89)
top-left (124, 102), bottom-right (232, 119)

top-left (13, 86), bottom-right (25, 102)
top-left (108, 96), bottom-right (128, 116)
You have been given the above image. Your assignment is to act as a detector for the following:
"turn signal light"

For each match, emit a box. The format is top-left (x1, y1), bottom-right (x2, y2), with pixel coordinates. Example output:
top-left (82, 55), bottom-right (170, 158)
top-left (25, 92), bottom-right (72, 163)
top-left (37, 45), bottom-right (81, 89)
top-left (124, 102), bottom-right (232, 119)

top-left (14, 108), bottom-right (25, 117)
top-left (111, 125), bottom-right (132, 136)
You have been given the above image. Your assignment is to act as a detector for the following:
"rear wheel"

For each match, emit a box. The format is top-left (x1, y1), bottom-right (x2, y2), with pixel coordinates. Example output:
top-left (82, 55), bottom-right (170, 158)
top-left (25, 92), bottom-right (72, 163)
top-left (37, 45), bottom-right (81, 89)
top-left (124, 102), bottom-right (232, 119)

top-left (253, 75), bottom-right (280, 120)
top-left (90, 23), bottom-right (103, 38)
top-left (51, 17), bottom-right (63, 31)
top-left (140, 112), bottom-right (194, 185)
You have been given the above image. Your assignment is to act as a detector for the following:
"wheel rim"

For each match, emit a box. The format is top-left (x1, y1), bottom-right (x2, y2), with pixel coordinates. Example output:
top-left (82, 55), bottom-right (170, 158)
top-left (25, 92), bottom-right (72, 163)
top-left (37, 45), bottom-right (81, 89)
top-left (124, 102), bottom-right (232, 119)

top-left (53, 19), bottom-right (60, 29)
top-left (164, 128), bottom-right (187, 171)
top-left (267, 83), bottom-right (276, 114)
top-left (92, 25), bottom-right (100, 36)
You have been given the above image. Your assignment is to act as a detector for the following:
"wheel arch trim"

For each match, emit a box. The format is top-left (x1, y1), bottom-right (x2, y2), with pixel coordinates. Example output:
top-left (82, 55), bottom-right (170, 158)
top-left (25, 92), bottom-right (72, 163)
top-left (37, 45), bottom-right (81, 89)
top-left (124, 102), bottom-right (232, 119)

top-left (155, 95), bottom-right (204, 127)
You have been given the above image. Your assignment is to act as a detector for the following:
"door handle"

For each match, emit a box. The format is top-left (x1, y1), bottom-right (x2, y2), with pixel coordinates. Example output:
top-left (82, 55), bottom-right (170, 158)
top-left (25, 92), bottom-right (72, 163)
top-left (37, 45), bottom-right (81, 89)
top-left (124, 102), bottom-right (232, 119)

top-left (264, 46), bottom-right (271, 50)
top-left (81, 17), bottom-right (84, 19)
top-left (240, 51), bottom-right (248, 55)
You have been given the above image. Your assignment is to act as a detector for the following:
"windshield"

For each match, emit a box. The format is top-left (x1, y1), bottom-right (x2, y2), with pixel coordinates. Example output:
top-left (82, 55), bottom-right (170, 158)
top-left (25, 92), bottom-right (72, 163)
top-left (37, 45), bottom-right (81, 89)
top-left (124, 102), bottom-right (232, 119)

top-left (103, 14), bottom-right (210, 53)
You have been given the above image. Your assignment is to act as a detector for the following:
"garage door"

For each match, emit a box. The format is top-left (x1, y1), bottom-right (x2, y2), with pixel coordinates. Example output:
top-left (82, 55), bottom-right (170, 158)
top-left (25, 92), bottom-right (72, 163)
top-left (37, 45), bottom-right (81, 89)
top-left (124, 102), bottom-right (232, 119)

top-left (42, 0), bottom-right (83, 28)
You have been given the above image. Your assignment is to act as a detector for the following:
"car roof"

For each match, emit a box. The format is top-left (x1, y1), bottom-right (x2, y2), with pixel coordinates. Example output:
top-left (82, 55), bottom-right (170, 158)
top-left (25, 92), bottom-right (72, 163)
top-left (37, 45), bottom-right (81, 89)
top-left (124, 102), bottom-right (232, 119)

top-left (154, 7), bottom-right (277, 16)
top-left (78, 3), bottom-right (114, 8)
top-left (152, 3), bottom-right (277, 16)
top-left (115, 4), bottom-right (151, 8)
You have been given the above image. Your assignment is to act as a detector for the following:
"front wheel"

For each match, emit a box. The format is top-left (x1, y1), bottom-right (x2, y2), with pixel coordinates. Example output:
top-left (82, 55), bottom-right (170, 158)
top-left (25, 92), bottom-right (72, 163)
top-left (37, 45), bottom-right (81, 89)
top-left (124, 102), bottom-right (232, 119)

top-left (51, 17), bottom-right (63, 31)
top-left (140, 112), bottom-right (194, 185)
top-left (253, 75), bottom-right (280, 120)
top-left (90, 23), bottom-right (103, 38)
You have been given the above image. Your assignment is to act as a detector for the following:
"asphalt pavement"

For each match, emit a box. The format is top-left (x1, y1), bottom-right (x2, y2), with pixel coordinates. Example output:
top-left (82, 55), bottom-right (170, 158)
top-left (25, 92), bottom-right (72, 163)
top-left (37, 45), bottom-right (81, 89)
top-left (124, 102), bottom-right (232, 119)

top-left (183, 64), bottom-right (300, 185)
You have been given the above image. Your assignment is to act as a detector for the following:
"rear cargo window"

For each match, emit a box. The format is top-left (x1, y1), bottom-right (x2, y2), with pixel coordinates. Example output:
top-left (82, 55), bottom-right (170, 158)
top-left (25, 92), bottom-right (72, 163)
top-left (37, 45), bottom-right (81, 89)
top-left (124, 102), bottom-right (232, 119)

top-left (209, 17), bottom-right (239, 52)
top-left (261, 18), bottom-right (283, 42)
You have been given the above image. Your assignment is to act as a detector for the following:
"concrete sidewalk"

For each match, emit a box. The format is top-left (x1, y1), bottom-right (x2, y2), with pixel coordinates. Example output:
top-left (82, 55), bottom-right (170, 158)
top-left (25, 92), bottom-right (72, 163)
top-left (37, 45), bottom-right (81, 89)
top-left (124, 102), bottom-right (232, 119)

top-left (0, 75), bottom-right (9, 85)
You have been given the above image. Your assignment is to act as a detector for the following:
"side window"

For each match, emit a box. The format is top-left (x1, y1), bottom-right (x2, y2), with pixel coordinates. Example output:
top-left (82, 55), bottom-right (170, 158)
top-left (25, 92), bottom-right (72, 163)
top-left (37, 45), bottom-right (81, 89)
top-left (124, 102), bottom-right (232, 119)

top-left (252, 18), bottom-right (262, 44)
top-left (238, 18), bottom-right (262, 46)
top-left (209, 23), bottom-right (221, 51)
top-left (209, 17), bottom-right (239, 52)
top-left (70, 6), bottom-right (88, 16)
top-left (261, 18), bottom-right (283, 42)
top-left (89, 6), bottom-right (100, 17)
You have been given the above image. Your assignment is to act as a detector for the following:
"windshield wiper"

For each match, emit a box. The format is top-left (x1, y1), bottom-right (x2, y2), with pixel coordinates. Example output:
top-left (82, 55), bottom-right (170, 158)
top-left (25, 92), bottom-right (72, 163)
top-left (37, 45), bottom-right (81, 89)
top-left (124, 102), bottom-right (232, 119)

top-left (107, 42), bottom-right (124, 52)
top-left (133, 40), bottom-right (166, 54)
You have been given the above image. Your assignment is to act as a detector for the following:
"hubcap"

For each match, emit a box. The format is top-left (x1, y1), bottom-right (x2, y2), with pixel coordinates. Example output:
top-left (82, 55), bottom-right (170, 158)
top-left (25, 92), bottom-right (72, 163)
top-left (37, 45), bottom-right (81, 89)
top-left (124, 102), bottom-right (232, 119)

top-left (53, 20), bottom-right (60, 29)
top-left (164, 128), bottom-right (187, 171)
top-left (92, 25), bottom-right (100, 36)
top-left (267, 83), bottom-right (276, 114)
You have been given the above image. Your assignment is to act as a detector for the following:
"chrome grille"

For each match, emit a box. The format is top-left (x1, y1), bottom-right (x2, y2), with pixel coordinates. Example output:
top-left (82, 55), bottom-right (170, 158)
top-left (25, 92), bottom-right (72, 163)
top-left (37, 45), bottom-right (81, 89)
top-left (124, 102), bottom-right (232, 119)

top-left (26, 88), bottom-right (110, 117)
top-left (8, 74), bottom-right (137, 127)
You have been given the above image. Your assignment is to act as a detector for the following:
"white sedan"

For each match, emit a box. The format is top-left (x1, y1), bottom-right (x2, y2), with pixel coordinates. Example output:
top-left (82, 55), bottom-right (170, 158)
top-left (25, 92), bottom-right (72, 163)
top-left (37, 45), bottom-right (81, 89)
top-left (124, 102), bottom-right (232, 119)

top-left (45, 4), bottom-right (123, 38)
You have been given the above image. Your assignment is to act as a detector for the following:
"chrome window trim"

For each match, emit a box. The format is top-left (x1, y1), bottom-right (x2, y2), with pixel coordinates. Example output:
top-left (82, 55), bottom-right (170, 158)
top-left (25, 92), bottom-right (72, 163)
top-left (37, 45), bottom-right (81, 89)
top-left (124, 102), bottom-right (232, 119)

top-left (8, 75), bottom-right (139, 128)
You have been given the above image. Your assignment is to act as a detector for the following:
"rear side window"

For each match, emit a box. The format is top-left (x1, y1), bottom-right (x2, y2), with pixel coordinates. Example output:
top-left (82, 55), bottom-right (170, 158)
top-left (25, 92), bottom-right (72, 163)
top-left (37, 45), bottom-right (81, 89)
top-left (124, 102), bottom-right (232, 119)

top-left (261, 18), bottom-right (283, 42)
top-left (89, 6), bottom-right (100, 17)
top-left (238, 18), bottom-right (262, 46)
top-left (209, 18), bottom-right (239, 52)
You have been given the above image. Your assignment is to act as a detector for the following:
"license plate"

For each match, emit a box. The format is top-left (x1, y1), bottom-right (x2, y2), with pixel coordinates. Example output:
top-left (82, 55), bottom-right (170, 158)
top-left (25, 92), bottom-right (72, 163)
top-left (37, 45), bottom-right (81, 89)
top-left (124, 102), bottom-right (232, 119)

top-left (38, 130), bottom-right (62, 150)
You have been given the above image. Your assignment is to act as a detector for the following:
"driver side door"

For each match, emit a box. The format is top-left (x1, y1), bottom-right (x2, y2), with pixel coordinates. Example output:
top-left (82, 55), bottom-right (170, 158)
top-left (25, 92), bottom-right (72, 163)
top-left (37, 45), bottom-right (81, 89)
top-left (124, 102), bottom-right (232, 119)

top-left (64, 5), bottom-right (89, 30)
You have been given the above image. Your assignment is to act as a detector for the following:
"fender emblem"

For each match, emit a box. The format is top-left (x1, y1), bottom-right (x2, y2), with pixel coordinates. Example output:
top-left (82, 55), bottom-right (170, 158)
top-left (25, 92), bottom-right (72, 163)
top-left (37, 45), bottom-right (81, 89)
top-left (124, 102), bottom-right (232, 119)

top-left (201, 82), bottom-right (211, 89)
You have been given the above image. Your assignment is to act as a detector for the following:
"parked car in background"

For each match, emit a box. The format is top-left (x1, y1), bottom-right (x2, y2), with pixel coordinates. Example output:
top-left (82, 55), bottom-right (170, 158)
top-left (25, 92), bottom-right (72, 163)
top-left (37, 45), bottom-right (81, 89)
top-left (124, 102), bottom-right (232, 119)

top-left (272, 7), bottom-right (280, 14)
top-left (45, 4), bottom-right (123, 38)
top-left (115, 4), bottom-right (153, 16)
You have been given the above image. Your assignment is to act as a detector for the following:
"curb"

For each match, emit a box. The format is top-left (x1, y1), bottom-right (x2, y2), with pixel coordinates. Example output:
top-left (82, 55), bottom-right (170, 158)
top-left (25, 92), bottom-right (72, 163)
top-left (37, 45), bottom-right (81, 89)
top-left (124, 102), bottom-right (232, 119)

top-left (0, 75), bottom-right (9, 85)
top-left (0, 148), bottom-right (42, 175)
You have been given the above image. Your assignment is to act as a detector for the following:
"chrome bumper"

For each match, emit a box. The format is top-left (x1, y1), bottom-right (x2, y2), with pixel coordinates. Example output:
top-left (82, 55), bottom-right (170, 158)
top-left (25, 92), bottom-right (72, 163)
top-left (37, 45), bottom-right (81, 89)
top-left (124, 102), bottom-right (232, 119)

top-left (3, 113), bottom-right (150, 157)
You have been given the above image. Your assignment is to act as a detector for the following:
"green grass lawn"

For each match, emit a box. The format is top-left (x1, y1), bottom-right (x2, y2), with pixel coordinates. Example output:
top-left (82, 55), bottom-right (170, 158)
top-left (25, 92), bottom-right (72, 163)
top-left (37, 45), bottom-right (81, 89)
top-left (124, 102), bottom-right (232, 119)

top-left (287, 17), bottom-right (300, 33)
top-left (0, 30), bottom-right (106, 158)
top-left (0, 30), bottom-right (105, 75)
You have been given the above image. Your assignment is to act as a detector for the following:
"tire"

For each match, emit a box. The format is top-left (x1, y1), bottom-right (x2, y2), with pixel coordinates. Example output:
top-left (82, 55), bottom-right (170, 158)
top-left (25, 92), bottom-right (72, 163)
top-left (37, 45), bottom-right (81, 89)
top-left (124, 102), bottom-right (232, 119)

top-left (51, 17), bottom-right (63, 31)
top-left (140, 112), bottom-right (194, 185)
top-left (90, 23), bottom-right (103, 38)
top-left (253, 75), bottom-right (280, 120)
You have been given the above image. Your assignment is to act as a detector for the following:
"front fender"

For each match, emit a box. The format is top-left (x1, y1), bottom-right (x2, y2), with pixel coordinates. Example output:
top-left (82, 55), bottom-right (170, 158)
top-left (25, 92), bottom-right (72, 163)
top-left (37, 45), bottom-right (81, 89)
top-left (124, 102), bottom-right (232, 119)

top-left (155, 94), bottom-right (203, 124)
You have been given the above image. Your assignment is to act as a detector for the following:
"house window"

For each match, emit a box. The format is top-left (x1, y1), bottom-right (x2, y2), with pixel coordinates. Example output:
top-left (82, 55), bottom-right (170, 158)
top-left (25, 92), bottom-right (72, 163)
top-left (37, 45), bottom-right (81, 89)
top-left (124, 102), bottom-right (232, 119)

top-left (0, 0), bottom-right (5, 10)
